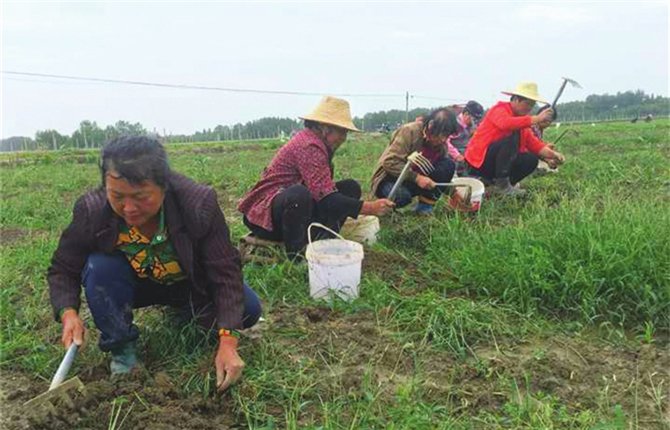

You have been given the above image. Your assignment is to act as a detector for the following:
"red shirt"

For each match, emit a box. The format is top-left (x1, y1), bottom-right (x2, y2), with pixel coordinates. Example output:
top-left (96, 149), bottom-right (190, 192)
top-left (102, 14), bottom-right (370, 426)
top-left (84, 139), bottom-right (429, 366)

top-left (464, 102), bottom-right (546, 169)
top-left (238, 129), bottom-right (337, 231)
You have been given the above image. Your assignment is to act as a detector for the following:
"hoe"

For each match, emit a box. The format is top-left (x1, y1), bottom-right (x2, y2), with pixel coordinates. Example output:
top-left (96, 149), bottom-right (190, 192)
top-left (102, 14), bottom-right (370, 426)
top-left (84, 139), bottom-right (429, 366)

top-left (24, 343), bottom-right (85, 411)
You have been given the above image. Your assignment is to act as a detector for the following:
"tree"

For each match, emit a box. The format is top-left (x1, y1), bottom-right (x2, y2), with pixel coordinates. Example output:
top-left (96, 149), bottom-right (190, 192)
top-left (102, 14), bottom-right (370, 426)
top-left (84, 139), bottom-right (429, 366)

top-left (71, 120), bottom-right (105, 149)
top-left (113, 120), bottom-right (147, 136)
top-left (35, 129), bottom-right (67, 150)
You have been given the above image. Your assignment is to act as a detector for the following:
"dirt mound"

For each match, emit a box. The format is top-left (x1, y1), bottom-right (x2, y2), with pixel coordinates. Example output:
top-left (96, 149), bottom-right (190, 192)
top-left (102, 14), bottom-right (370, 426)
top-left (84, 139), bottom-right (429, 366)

top-left (2, 308), bottom-right (668, 428)
top-left (0, 229), bottom-right (27, 246)
top-left (1, 371), bottom-right (238, 430)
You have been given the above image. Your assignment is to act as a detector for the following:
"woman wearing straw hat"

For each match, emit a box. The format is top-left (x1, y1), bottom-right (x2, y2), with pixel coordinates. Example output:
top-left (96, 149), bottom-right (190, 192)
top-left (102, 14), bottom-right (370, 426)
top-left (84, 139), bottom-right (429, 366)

top-left (464, 82), bottom-right (566, 196)
top-left (238, 96), bottom-right (394, 259)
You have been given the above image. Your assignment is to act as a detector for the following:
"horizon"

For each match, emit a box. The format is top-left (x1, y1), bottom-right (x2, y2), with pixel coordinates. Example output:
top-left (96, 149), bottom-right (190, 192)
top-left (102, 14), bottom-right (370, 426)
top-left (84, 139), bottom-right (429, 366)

top-left (2, 2), bottom-right (668, 139)
top-left (0, 87), bottom-right (666, 140)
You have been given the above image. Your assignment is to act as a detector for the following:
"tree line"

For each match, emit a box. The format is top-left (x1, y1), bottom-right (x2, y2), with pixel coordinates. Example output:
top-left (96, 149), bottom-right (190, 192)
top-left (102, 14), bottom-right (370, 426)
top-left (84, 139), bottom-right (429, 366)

top-left (2, 90), bottom-right (668, 152)
top-left (1, 120), bottom-right (147, 152)
top-left (549, 90), bottom-right (669, 122)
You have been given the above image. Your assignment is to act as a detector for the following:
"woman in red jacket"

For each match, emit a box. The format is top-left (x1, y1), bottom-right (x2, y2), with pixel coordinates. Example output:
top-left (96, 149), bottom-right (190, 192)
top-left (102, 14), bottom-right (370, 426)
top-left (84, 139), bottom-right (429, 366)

top-left (465, 82), bottom-right (566, 196)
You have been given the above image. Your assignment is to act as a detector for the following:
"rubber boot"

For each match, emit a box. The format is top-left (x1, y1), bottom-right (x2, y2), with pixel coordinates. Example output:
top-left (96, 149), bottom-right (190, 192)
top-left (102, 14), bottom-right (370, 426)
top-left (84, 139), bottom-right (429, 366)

top-left (110, 341), bottom-right (137, 374)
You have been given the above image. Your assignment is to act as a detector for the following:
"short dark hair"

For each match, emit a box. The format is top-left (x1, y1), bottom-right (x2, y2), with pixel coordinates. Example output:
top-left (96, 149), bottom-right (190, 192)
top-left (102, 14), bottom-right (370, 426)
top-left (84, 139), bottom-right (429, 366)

top-left (304, 119), bottom-right (346, 134)
top-left (463, 100), bottom-right (484, 120)
top-left (304, 119), bottom-right (321, 131)
top-left (100, 135), bottom-right (171, 189)
top-left (423, 107), bottom-right (458, 137)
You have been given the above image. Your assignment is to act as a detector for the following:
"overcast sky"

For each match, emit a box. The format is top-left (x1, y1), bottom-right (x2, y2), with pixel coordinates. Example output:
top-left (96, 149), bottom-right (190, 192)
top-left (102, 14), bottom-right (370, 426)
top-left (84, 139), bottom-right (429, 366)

top-left (2, 1), bottom-right (668, 138)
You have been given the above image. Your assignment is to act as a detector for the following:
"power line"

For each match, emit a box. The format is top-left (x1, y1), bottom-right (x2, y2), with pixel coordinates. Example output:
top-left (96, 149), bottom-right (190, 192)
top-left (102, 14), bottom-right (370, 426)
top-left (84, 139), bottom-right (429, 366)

top-left (1, 70), bottom-right (404, 98)
top-left (2, 71), bottom-right (501, 105)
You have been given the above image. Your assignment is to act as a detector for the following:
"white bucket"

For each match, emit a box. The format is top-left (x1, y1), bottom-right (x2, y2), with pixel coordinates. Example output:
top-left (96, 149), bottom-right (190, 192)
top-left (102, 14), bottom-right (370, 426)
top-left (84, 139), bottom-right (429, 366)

top-left (447, 177), bottom-right (485, 213)
top-left (339, 215), bottom-right (380, 245)
top-left (305, 223), bottom-right (364, 301)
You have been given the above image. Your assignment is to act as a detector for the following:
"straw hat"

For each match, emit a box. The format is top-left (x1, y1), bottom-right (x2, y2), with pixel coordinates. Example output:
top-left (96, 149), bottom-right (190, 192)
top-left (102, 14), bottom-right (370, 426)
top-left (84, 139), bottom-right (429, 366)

top-left (299, 96), bottom-right (360, 132)
top-left (502, 82), bottom-right (548, 104)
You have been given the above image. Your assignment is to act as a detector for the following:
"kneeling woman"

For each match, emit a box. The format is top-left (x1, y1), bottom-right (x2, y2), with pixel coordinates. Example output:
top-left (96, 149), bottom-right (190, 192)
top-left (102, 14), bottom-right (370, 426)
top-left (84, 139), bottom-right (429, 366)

top-left (238, 96), bottom-right (394, 259)
top-left (50, 136), bottom-right (261, 390)
top-left (371, 108), bottom-right (459, 216)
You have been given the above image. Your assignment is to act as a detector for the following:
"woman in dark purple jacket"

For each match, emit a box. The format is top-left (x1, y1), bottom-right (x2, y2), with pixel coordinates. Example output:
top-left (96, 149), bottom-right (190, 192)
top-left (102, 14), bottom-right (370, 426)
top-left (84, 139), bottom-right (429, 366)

top-left (49, 135), bottom-right (261, 390)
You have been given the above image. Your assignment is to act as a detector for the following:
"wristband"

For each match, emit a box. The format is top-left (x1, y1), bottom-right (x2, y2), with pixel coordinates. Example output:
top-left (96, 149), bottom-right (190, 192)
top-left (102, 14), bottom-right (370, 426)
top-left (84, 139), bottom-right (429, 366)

top-left (59, 307), bottom-right (76, 319)
top-left (218, 329), bottom-right (240, 339)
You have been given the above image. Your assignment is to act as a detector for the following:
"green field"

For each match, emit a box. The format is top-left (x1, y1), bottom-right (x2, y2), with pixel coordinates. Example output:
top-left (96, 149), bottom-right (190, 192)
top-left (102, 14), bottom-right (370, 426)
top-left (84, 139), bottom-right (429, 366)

top-left (1, 120), bottom-right (669, 429)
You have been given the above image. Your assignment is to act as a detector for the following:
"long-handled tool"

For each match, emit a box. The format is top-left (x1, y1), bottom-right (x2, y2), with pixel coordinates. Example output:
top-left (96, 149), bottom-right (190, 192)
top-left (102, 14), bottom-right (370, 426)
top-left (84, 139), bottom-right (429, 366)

top-left (549, 77), bottom-right (582, 119)
top-left (24, 344), bottom-right (85, 409)
top-left (551, 128), bottom-right (580, 147)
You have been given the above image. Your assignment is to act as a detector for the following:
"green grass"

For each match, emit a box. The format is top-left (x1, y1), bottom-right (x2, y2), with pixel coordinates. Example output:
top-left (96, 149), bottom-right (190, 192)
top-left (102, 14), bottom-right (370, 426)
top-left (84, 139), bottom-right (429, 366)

top-left (1, 120), bottom-right (669, 429)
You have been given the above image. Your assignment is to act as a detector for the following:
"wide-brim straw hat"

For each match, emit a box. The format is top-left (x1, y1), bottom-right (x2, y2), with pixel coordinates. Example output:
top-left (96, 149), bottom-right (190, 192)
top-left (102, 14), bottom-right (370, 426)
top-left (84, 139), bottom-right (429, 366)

top-left (501, 82), bottom-right (548, 105)
top-left (299, 96), bottom-right (360, 132)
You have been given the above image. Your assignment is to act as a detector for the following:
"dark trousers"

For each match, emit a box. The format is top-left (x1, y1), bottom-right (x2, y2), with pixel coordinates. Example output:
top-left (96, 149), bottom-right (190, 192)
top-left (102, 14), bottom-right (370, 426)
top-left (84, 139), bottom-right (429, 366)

top-left (467, 133), bottom-right (539, 184)
top-left (244, 179), bottom-right (362, 256)
top-left (83, 252), bottom-right (262, 352)
top-left (376, 158), bottom-right (456, 208)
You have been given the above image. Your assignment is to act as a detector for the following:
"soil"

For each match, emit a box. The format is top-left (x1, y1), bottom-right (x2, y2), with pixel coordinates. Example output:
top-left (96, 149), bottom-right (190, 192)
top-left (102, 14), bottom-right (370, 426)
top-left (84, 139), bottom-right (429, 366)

top-left (2, 307), bottom-right (668, 428)
top-left (171, 144), bottom-right (265, 155)
top-left (0, 228), bottom-right (49, 247)
top-left (362, 248), bottom-right (460, 296)
top-left (0, 370), bottom-right (238, 430)
top-left (0, 228), bottom-right (26, 246)
top-left (266, 305), bottom-right (670, 427)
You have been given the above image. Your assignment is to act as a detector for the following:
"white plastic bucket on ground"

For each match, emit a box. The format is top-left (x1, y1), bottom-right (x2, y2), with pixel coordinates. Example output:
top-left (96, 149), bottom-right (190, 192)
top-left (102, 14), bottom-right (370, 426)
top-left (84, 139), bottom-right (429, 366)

top-left (447, 177), bottom-right (485, 213)
top-left (339, 215), bottom-right (380, 245)
top-left (305, 223), bottom-right (364, 301)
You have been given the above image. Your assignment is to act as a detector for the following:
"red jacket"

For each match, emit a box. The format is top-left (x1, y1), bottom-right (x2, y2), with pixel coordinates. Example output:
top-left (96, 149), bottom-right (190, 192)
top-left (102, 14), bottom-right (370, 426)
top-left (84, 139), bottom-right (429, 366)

top-left (465, 102), bottom-right (546, 168)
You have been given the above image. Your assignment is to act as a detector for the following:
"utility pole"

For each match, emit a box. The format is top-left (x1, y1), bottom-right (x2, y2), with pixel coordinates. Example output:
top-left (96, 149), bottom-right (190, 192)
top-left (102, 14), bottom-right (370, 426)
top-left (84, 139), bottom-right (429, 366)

top-left (405, 92), bottom-right (409, 123)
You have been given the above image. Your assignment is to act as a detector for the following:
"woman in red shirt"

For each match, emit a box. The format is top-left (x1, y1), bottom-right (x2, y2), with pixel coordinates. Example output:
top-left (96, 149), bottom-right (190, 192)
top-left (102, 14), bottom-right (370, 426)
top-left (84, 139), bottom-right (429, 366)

top-left (465, 83), bottom-right (565, 196)
top-left (238, 96), bottom-right (394, 259)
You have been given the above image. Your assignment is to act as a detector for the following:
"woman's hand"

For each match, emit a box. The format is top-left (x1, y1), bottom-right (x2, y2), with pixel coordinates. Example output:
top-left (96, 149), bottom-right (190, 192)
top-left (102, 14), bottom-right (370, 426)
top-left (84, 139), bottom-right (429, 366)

top-left (61, 309), bottom-right (85, 349)
top-left (543, 150), bottom-right (566, 168)
top-left (416, 174), bottom-right (436, 190)
top-left (361, 199), bottom-right (395, 216)
top-left (216, 336), bottom-right (245, 391)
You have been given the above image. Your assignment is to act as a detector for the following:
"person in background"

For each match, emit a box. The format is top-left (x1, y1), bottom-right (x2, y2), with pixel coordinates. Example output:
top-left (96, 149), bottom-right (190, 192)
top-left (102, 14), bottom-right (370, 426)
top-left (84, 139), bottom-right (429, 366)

top-left (50, 136), bottom-right (261, 390)
top-left (446, 100), bottom-right (485, 174)
top-left (371, 108), bottom-right (458, 216)
top-left (464, 82), bottom-right (566, 196)
top-left (238, 96), bottom-right (394, 259)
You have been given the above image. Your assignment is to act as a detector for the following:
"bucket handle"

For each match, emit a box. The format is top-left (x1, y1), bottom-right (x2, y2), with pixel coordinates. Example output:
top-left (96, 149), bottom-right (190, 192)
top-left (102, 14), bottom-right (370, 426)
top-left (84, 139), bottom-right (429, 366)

top-left (307, 222), bottom-right (346, 245)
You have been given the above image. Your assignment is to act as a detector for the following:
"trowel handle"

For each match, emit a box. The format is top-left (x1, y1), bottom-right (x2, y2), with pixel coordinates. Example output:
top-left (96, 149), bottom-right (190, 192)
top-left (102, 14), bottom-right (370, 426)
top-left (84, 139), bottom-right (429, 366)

top-left (49, 343), bottom-right (78, 390)
top-left (432, 183), bottom-right (470, 188)
top-left (387, 162), bottom-right (412, 201)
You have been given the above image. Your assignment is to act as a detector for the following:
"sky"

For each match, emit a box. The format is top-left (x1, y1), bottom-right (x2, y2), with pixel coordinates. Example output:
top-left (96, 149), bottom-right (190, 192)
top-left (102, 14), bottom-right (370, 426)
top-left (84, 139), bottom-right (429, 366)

top-left (1, 1), bottom-right (668, 138)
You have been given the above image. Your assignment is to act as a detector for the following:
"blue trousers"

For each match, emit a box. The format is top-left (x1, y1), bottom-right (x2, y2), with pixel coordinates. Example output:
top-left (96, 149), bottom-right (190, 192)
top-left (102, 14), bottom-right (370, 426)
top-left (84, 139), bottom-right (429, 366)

top-left (83, 252), bottom-right (262, 352)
